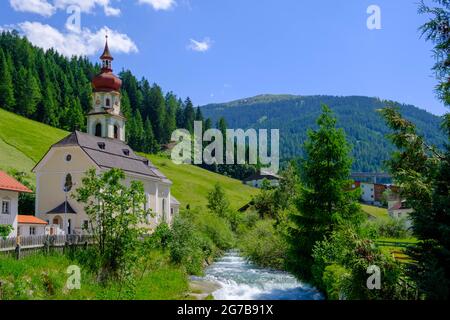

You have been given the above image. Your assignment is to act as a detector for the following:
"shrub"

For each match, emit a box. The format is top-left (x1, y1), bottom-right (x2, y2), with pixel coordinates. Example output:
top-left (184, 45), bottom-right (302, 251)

top-left (238, 219), bottom-right (287, 269)
top-left (322, 264), bottom-right (352, 300)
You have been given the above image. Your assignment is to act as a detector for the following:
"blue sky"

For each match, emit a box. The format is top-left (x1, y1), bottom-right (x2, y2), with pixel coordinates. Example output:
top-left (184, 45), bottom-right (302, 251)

top-left (0, 0), bottom-right (447, 115)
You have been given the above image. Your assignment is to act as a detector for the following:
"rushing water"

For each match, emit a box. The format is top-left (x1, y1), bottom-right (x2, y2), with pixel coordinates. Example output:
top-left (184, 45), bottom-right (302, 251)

top-left (199, 250), bottom-right (324, 300)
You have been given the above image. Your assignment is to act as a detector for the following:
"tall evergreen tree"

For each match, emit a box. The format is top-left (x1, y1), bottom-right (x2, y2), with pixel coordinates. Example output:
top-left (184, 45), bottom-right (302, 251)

top-left (15, 67), bottom-right (41, 117)
top-left (143, 117), bottom-right (158, 154)
top-left (148, 84), bottom-right (166, 143)
top-left (0, 48), bottom-right (15, 110)
top-left (183, 97), bottom-right (195, 133)
top-left (165, 92), bottom-right (178, 142)
top-left (287, 105), bottom-right (361, 281)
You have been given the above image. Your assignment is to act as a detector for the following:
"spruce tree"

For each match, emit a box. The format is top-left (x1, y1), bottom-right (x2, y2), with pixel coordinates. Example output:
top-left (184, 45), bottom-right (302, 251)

top-left (15, 67), bottom-right (41, 117)
top-left (144, 117), bottom-right (158, 154)
top-left (183, 97), bottom-right (195, 133)
top-left (288, 105), bottom-right (361, 281)
top-left (0, 48), bottom-right (15, 110)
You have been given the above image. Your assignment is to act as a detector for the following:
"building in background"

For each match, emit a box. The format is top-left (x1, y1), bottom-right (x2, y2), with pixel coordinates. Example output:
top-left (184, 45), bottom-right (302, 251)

top-left (243, 169), bottom-right (281, 188)
top-left (0, 170), bottom-right (33, 238)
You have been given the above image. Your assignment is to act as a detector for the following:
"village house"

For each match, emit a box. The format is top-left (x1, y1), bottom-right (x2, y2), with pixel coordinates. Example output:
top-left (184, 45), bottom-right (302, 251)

top-left (0, 170), bottom-right (48, 238)
top-left (243, 169), bottom-right (281, 188)
top-left (32, 38), bottom-right (179, 236)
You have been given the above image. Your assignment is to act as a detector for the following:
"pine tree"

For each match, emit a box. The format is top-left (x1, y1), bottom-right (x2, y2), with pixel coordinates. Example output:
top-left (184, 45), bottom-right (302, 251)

top-left (183, 97), bottom-right (195, 133)
top-left (165, 92), bottom-right (178, 142)
top-left (143, 117), bottom-right (158, 153)
top-left (15, 67), bottom-right (41, 117)
top-left (148, 84), bottom-right (166, 144)
top-left (195, 107), bottom-right (204, 122)
top-left (0, 48), bottom-right (15, 110)
top-left (287, 105), bottom-right (362, 281)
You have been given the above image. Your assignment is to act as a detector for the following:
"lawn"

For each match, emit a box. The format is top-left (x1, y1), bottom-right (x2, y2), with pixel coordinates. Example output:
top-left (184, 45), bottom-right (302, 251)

top-left (0, 251), bottom-right (189, 300)
top-left (0, 108), bottom-right (68, 163)
top-left (145, 154), bottom-right (258, 210)
top-left (361, 204), bottom-right (389, 220)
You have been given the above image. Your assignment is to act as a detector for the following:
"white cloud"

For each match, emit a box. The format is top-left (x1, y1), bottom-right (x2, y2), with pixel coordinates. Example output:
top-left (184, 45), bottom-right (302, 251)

top-left (138, 0), bottom-right (176, 11)
top-left (9, 0), bottom-right (56, 17)
top-left (53, 0), bottom-right (121, 16)
top-left (9, 0), bottom-right (121, 17)
top-left (17, 21), bottom-right (138, 57)
top-left (187, 38), bottom-right (212, 52)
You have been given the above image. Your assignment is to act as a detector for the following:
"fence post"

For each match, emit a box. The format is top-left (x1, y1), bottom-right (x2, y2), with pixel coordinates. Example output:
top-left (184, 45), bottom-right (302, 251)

top-left (15, 244), bottom-right (21, 260)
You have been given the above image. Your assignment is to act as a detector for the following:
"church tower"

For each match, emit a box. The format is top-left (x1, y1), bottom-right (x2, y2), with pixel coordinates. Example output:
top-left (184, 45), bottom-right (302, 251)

top-left (87, 36), bottom-right (126, 141)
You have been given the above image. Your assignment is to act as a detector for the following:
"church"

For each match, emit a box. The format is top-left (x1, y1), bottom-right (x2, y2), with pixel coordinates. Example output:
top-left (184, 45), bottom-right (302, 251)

top-left (32, 38), bottom-right (180, 236)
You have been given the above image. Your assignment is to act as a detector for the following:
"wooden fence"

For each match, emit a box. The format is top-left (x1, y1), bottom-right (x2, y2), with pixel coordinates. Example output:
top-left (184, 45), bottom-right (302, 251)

top-left (0, 235), bottom-right (94, 259)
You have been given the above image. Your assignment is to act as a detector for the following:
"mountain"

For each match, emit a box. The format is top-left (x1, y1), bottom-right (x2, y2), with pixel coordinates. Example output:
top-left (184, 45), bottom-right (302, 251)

top-left (201, 94), bottom-right (447, 172)
top-left (0, 108), bottom-right (257, 210)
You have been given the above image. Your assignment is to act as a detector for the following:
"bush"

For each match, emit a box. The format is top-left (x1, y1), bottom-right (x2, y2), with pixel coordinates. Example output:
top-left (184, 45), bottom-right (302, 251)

top-left (238, 219), bottom-right (288, 269)
top-left (322, 264), bottom-right (352, 300)
top-left (362, 218), bottom-right (411, 239)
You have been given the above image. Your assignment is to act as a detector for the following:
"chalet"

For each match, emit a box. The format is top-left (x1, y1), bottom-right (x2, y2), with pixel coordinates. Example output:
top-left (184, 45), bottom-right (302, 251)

top-left (243, 169), bottom-right (281, 188)
top-left (33, 38), bottom-right (178, 236)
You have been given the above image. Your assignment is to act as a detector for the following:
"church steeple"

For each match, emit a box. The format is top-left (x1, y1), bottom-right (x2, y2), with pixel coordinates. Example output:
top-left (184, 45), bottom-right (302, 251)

top-left (86, 36), bottom-right (126, 142)
top-left (100, 35), bottom-right (113, 72)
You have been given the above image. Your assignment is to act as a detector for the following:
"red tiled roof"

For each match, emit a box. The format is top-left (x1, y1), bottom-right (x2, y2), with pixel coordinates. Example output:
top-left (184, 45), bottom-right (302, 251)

top-left (0, 171), bottom-right (32, 193)
top-left (18, 215), bottom-right (48, 225)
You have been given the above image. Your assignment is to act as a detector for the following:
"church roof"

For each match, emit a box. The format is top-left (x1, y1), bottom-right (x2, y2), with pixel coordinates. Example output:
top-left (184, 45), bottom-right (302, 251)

top-left (49, 131), bottom-right (171, 184)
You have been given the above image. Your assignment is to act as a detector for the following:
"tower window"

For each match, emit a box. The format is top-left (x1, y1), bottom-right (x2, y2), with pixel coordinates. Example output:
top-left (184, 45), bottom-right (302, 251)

top-left (114, 125), bottom-right (119, 139)
top-left (95, 123), bottom-right (102, 137)
top-left (106, 98), bottom-right (111, 107)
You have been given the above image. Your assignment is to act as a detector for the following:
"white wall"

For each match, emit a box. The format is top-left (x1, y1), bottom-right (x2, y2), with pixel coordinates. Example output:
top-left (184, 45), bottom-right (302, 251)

top-left (361, 183), bottom-right (375, 203)
top-left (0, 189), bottom-right (19, 238)
top-left (18, 224), bottom-right (46, 237)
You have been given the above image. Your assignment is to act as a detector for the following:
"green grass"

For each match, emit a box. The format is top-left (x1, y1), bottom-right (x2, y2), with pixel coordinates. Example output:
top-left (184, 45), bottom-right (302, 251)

top-left (361, 204), bottom-right (389, 220)
top-left (0, 108), bottom-right (67, 163)
top-left (145, 154), bottom-right (258, 210)
top-left (0, 251), bottom-right (188, 300)
top-left (0, 108), bottom-right (257, 209)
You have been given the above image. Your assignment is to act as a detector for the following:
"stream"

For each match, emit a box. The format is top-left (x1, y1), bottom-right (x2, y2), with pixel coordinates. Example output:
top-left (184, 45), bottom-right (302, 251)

top-left (194, 250), bottom-right (324, 300)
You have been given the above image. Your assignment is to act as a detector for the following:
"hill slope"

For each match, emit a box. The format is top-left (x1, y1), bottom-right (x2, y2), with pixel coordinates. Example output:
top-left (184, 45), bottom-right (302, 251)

top-left (0, 108), bottom-right (257, 210)
top-left (201, 95), bottom-right (446, 172)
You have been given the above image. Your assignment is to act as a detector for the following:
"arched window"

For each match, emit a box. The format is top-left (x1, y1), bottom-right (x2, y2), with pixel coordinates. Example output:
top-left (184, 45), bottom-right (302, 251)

top-left (95, 123), bottom-right (102, 137)
top-left (64, 174), bottom-right (73, 192)
top-left (114, 125), bottom-right (119, 139)
top-left (105, 98), bottom-right (111, 107)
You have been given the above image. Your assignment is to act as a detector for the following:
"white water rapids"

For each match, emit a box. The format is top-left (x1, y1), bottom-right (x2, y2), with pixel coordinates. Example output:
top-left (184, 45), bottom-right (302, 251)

top-left (195, 250), bottom-right (324, 300)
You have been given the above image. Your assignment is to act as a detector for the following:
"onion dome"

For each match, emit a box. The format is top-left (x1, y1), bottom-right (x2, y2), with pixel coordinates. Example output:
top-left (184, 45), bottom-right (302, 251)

top-left (92, 36), bottom-right (122, 92)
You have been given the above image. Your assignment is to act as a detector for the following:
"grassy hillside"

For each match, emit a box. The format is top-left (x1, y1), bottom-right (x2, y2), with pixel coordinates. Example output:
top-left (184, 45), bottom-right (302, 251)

top-left (0, 108), bottom-right (257, 209)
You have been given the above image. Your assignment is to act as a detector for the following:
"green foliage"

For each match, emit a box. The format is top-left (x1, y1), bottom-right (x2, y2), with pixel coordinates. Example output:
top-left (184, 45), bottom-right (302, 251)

top-left (362, 218), bottom-right (411, 239)
top-left (288, 105), bottom-right (363, 280)
top-left (207, 183), bottom-right (230, 218)
top-left (0, 47), bottom-right (15, 110)
top-left (312, 226), bottom-right (411, 300)
top-left (0, 251), bottom-right (188, 300)
top-left (73, 168), bottom-right (149, 284)
top-left (165, 208), bottom-right (234, 275)
top-left (419, 0), bottom-right (450, 106)
top-left (0, 224), bottom-right (13, 239)
top-left (381, 105), bottom-right (450, 299)
top-left (238, 219), bottom-right (288, 269)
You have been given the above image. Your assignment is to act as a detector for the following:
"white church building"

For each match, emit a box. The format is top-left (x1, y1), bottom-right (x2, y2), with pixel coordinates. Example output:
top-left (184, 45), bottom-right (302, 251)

top-left (33, 39), bottom-right (179, 236)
